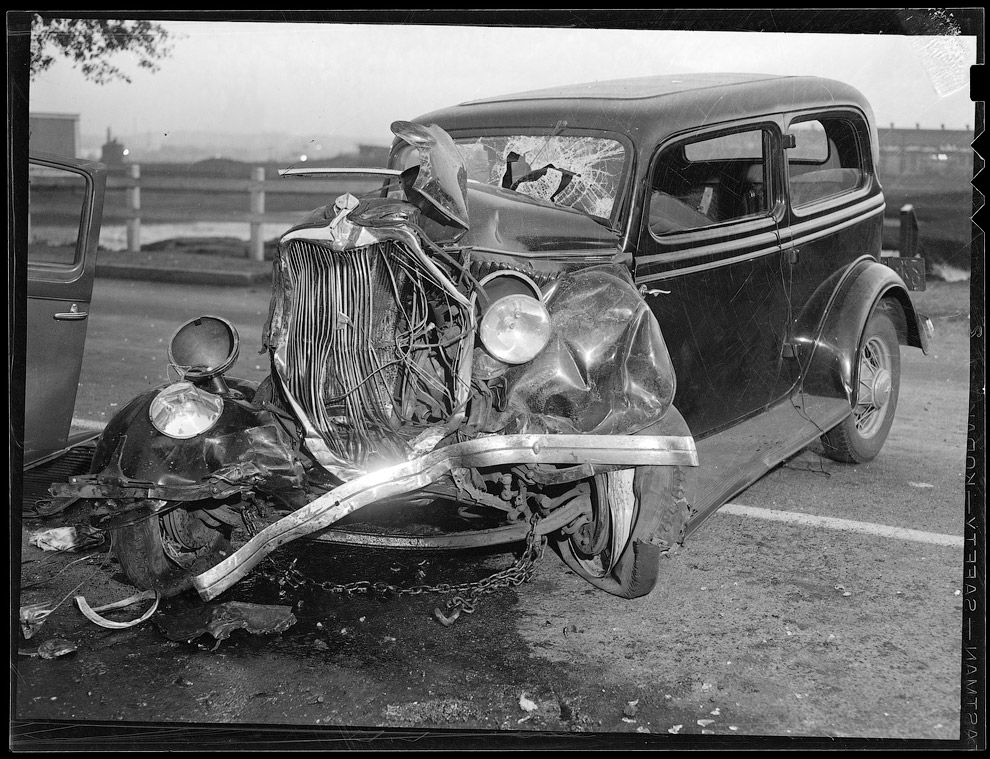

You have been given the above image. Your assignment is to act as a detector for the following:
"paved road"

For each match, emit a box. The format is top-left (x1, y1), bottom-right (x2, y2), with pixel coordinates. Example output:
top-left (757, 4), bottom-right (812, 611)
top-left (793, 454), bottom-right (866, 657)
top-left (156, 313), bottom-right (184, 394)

top-left (19, 276), bottom-right (972, 746)
top-left (72, 278), bottom-right (273, 425)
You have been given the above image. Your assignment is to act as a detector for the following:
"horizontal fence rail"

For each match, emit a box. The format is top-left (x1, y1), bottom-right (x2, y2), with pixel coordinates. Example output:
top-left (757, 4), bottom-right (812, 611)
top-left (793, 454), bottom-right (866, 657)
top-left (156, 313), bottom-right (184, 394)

top-left (94, 164), bottom-right (379, 260)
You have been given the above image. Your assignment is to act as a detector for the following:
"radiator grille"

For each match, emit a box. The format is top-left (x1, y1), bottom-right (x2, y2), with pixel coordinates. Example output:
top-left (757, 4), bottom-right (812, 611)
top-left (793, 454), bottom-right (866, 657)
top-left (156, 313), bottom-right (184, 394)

top-left (275, 239), bottom-right (453, 466)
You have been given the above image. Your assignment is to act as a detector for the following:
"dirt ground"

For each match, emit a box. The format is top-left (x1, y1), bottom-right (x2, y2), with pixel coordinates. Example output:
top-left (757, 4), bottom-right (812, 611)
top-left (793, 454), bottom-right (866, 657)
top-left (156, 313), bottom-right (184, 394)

top-left (11, 280), bottom-right (977, 750)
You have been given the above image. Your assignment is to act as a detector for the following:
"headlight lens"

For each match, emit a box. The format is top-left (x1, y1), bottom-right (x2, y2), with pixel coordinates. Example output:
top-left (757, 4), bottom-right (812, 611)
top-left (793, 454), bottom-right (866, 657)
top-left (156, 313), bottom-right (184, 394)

top-left (149, 381), bottom-right (224, 439)
top-left (479, 293), bottom-right (551, 364)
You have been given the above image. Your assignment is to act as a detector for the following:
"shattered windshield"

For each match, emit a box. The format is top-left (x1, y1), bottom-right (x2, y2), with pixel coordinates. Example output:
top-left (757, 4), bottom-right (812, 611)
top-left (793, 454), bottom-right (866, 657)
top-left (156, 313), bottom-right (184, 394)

top-left (453, 134), bottom-right (627, 220)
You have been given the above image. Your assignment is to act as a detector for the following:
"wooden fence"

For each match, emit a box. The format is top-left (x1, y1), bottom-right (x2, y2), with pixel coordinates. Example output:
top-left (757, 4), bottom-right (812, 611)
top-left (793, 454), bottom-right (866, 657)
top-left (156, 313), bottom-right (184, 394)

top-left (107, 165), bottom-right (369, 260)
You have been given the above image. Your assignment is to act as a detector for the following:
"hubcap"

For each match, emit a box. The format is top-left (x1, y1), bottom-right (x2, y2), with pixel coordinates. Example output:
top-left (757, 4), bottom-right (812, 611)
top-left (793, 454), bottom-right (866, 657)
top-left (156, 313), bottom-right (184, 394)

top-left (872, 368), bottom-right (892, 407)
top-left (854, 335), bottom-right (893, 438)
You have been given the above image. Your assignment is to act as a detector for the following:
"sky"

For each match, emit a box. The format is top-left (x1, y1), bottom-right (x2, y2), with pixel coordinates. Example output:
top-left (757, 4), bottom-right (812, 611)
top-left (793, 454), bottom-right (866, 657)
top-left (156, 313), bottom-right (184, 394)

top-left (27, 17), bottom-right (980, 150)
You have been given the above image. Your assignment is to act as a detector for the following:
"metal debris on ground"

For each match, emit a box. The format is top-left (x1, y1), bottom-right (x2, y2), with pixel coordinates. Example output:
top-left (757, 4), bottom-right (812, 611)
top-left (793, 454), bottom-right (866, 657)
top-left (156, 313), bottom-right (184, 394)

top-left (20, 602), bottom-right (58, 640)
top-left (75, 589), bottom-right (160, 629)
top-left (28, 525), bottom-right (104, 552)
top-left (518, 693), bottom-right (538, 712)
top-left (153, 601), bottom-right (297, 648)
top-left (19, 581), bottom-right (87, 639)
top-left (19, 638), bottom-right (78, 659)
top-left (623, 698), bottom-right (640, 718)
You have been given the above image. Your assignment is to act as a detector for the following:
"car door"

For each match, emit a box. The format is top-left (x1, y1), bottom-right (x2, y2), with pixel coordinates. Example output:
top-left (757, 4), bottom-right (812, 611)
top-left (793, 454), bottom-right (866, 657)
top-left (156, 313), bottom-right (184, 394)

top-left (24, 153), bottom-right (106, 462)
top-left (633, 118), bottom-right (795, 438)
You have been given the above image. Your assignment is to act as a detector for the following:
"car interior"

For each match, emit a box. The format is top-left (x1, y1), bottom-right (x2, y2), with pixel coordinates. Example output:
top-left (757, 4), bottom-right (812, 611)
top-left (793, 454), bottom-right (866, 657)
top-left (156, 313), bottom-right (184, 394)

top-left (649, 154), bottom-right (768, 235)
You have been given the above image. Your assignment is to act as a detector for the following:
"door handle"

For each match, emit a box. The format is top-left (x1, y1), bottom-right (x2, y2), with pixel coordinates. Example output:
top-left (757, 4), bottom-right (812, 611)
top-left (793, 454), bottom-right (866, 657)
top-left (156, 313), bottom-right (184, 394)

top-left (54, 303), bottom-right (88, 321)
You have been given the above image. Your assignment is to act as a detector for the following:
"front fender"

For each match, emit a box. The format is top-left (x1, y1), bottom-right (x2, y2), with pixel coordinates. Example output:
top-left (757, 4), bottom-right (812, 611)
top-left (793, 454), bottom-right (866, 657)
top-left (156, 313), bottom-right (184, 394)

top-left (792, 257), bottom-right (932, 402)
top-left (485, 264), bottom-right (676, 435)
top-left (85, 376), bottom-right (304, 496)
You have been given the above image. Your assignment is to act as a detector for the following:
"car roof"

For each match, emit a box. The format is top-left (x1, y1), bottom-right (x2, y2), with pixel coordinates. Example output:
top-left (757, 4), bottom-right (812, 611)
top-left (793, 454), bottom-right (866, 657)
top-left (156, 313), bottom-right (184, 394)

top-left (462, 72), bottom-right (784, 103)
top-left (413, 74), bottom-right (874, 148)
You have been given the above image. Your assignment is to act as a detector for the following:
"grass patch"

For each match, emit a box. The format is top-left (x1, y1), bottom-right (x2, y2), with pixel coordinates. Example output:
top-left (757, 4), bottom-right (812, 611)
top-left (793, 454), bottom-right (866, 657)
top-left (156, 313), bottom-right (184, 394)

top-left (909, 280), bottom-right (972, 319)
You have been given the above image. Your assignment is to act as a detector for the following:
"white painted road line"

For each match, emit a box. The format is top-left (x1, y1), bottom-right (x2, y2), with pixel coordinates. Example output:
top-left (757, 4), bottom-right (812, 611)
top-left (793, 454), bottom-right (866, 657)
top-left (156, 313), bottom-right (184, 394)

top-left (71, 418), bottom-right (107, 431)
top-left (719, 503), bottom-right (964, 548)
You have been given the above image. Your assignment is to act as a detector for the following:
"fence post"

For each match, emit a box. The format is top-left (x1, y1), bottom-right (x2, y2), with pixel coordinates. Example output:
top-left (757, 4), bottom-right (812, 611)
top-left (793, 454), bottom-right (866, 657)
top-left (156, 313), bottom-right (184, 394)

top-left (899, 204), bottom-right (918, 258)
top-left (249, 167), bottom-right (266, 261)
top-left (126, 163), bottom-right (141, 253)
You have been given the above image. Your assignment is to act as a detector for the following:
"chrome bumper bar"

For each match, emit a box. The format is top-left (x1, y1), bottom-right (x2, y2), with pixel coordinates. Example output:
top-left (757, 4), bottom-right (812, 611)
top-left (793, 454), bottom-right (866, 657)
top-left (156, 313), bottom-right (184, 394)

top-left (192, 433), bottom-right (698, 600)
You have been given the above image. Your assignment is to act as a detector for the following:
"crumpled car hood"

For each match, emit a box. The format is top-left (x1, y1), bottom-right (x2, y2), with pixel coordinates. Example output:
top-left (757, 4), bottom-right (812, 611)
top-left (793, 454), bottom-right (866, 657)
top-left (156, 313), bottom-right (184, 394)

top-left (458, 183), bottom-right (621, 257)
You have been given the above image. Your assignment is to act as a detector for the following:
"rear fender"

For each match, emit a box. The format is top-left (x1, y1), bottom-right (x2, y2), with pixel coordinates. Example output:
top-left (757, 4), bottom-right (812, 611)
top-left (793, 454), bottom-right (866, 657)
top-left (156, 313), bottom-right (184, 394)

top-left (792, 257), bottom-right (931, 403)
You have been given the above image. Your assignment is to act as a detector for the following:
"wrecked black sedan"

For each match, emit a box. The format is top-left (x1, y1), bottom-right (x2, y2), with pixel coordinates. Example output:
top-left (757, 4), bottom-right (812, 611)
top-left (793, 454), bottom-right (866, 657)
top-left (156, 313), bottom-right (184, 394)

top-left (52, 73), bottom-right (932, 603)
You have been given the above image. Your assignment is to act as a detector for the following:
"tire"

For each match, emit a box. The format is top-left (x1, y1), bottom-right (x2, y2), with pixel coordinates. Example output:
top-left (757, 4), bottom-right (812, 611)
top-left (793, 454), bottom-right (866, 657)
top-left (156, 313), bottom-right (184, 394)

top-left (554, 408), bottom-right (696, 599)
top-left (113, 504), bottom-right (232, 597)
top-left (821, 304), bottom-right (901, 464)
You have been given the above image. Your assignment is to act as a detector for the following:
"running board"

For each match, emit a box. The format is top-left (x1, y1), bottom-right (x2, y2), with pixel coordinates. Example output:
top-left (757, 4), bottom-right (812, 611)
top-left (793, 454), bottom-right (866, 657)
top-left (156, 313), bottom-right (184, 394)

top-left (686, 395), bottom-right (850, 539)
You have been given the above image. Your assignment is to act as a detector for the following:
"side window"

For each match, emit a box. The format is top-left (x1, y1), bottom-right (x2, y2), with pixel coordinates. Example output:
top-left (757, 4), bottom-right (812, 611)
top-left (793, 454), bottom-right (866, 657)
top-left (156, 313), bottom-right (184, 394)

top-left (28, 162), bottom-right (89, 267)
top-left (649, 127), bottom-right (771, 236)
top-left (787, 117), bottom-right (866, 208)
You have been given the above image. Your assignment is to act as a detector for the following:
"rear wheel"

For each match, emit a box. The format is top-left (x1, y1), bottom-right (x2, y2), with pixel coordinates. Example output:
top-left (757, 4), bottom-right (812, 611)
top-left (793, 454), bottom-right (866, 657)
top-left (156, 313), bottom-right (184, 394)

top-left (113, 503), bottom-right (232, 597)
top-left (821, 305), bottom-right (901, 463)
top-left (554, 408), bottom-right (696, 599)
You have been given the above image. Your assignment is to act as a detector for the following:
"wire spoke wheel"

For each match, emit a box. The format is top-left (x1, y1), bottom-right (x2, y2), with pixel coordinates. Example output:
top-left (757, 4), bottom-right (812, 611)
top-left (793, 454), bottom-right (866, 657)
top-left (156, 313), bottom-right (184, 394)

top-left (822, 305), bottom-right (901, 463)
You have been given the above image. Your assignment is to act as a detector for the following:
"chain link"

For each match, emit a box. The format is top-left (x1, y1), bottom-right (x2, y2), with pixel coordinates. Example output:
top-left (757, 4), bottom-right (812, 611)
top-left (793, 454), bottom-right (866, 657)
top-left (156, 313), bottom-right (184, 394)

top-left (259, 515), bottom-right (547, 627)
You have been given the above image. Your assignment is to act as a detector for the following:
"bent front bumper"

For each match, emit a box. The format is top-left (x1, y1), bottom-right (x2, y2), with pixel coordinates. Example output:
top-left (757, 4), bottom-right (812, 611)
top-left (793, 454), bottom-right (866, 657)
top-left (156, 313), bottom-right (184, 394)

top-left (192, 433), bottom-right (698, 600)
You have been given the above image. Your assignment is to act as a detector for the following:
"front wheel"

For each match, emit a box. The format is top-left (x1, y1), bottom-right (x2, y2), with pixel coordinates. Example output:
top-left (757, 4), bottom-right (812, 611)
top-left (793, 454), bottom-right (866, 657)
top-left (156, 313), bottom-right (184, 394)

top-left (821, 304), bottom-right (901, 463)
top-left (553, 408), bottom-right (696, 599)
top-left (112, 503), bottom-right (233, 597)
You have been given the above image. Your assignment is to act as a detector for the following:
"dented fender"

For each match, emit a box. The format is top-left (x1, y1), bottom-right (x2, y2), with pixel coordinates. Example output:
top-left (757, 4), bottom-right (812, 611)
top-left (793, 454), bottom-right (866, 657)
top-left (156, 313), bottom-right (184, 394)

top-left (63, 377), bottom-right (304, 505)
top-left (487, 263), bottom-right (677, 436)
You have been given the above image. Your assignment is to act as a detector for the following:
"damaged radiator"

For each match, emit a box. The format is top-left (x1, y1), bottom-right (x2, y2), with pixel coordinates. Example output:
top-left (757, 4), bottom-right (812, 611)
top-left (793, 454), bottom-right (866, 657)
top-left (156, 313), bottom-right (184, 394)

top-left (270, 239), bottom-right (456, 467)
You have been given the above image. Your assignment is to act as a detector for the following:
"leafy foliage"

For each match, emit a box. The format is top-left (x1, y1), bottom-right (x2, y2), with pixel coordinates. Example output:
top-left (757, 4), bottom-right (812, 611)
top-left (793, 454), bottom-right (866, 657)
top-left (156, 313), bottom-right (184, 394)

top-left (30, 16), bottom-right (173, 84)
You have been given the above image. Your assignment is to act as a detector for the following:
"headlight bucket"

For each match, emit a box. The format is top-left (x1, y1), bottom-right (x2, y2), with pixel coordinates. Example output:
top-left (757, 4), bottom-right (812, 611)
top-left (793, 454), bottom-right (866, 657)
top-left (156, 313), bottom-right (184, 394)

top-left (477, 272), bottom-right (551, 365)
top-left (168, 315), bottom-right (239, 382)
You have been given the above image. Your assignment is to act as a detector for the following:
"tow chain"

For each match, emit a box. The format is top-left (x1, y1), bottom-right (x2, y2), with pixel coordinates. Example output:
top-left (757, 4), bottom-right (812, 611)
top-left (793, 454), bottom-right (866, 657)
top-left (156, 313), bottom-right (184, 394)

top-left (257, 514), bottom-right (547, 627)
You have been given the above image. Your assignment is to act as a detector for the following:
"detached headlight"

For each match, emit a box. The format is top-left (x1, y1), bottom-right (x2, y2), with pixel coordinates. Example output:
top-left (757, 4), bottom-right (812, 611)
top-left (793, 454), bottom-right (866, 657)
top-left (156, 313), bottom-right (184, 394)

top-left (149, 381), bottom-right (224, 439)
top-left (479, 287), bottom-right (551, 365)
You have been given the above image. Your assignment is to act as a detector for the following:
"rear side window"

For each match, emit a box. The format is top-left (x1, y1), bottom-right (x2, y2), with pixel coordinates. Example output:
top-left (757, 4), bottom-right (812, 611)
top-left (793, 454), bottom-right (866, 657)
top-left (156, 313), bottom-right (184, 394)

top-left (787, 116), bottom-right (867, 208)
top-left (648, 126), bottom-right (773, 236)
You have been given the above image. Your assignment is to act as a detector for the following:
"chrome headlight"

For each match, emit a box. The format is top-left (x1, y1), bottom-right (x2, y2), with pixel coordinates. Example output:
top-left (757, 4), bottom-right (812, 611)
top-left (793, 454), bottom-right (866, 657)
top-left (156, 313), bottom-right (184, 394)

top-left (149, 381), bottom-right (223, 439)
top-left (477, 272), bottom-right (551, 365)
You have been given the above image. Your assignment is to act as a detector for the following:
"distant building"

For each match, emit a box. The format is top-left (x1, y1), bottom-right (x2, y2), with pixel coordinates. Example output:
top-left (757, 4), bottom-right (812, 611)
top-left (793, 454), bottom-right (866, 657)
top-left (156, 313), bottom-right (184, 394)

top-left (878, 125), bottom-right (973, 180)
top-left (100, 128), bottom-right (127, 168)
top-left (29, 112), bottom-right (80, 157)
top-left (356, 144), bottom-right (390, 166)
